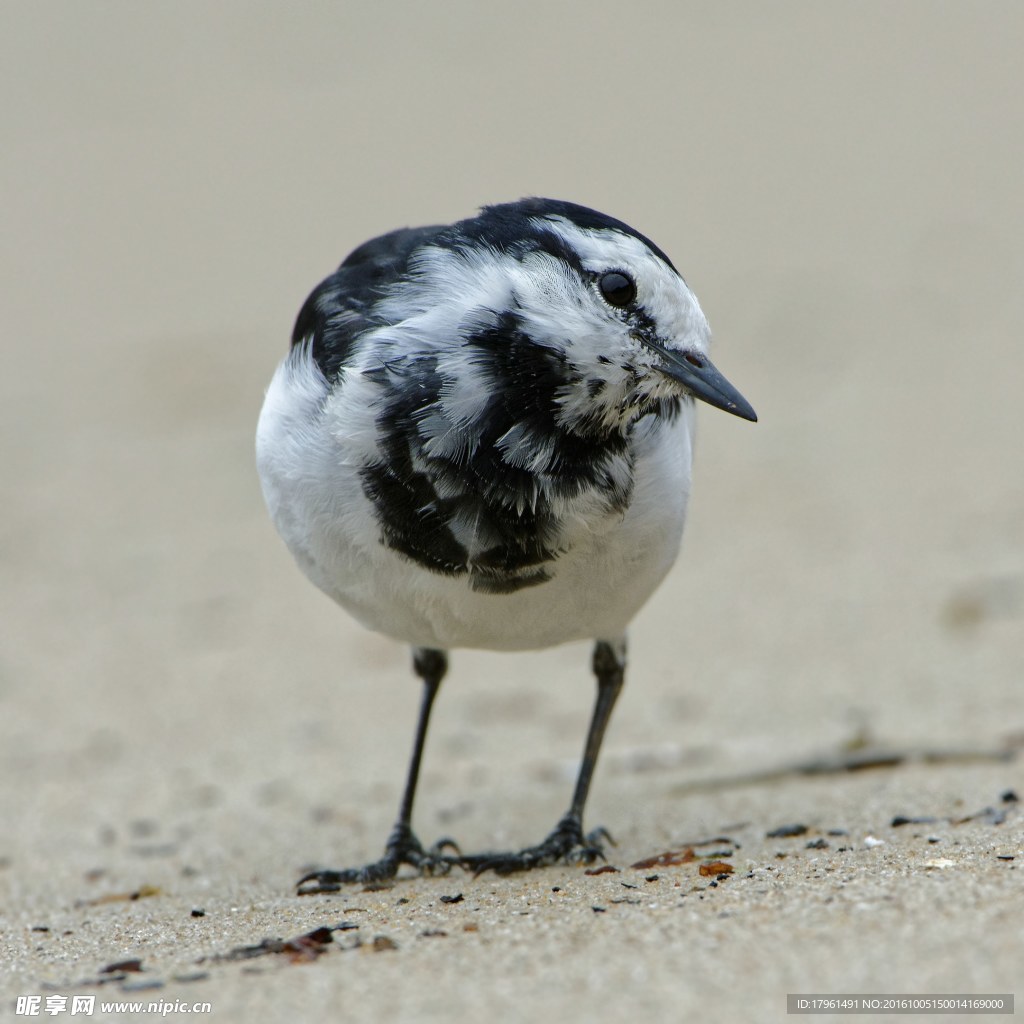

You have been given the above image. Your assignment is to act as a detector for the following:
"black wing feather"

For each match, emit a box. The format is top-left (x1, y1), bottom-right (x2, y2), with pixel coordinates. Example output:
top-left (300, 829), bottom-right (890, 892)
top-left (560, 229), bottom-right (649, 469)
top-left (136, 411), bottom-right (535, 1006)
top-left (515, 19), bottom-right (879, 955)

top-left (291, 225), bottom-right (443, 380)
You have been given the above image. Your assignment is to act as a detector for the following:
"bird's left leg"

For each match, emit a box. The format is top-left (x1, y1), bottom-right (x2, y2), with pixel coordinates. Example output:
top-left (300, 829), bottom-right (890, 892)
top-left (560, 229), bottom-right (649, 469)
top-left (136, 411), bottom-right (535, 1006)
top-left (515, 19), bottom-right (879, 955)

top-left (460, 639), bottom-right (625, 875)
top-left (297, 647), bottom-right (460, 893)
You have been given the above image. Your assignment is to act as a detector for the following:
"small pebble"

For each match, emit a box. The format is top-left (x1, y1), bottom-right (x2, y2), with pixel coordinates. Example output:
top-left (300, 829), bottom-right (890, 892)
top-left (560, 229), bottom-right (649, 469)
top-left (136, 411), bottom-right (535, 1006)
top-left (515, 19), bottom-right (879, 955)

top-left (767, 823), bottom-right (808, 838)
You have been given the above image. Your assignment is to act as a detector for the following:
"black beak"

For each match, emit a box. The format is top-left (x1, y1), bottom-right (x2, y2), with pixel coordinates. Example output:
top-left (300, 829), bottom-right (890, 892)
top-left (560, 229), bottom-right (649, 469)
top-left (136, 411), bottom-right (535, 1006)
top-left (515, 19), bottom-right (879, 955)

top-left (647, 340), bottom-right (757, 422)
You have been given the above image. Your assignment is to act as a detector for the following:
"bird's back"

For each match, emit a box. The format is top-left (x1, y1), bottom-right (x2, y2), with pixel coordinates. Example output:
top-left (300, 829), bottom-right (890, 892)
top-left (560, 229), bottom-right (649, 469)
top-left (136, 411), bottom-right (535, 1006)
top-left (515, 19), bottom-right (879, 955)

top-left (292, 225), bottom-right (445, 381)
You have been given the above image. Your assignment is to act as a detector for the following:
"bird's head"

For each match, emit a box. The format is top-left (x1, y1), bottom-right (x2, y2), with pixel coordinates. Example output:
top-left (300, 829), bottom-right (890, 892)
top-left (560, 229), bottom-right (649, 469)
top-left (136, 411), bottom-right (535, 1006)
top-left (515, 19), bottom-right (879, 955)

top-left (407, 199), bottom-right (756, 436)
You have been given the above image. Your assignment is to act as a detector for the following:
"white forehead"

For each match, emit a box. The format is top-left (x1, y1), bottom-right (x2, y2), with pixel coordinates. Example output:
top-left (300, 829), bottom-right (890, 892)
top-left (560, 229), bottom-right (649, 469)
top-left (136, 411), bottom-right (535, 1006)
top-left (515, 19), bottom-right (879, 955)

top-left (533, 214), bottom-right (670, 273)
top-left (535, 214), bottom-right (711, 351)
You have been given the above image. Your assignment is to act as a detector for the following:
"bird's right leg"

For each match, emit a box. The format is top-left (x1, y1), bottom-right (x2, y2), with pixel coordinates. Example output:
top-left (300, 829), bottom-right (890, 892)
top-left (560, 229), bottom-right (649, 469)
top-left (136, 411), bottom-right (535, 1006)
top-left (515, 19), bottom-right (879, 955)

top-left (458, 639), bottom-right (625, 875)
top-left (297, 647), bottom-right (459, 894)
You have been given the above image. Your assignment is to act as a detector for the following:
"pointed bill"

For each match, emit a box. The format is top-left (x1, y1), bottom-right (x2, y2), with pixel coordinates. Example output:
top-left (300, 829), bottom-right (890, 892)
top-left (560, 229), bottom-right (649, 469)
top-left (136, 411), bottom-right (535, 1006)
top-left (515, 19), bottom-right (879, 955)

top-left (646, 340), bottom-right (757, 422)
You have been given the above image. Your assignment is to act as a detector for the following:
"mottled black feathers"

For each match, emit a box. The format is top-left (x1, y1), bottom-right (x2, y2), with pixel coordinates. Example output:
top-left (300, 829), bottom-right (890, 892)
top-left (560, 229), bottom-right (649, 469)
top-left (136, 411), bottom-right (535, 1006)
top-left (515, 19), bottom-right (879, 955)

top-left (360, 309), bottom-right (636, 593)
top-left (290, 198), bottom-right (672, 590)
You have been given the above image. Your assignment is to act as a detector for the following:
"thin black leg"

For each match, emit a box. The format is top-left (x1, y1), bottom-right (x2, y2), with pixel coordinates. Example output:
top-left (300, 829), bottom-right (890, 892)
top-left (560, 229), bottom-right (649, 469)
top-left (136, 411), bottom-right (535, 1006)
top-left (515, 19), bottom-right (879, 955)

top-left (568, 639), bottom-right (625, 822)
top-left (460, 639), bottom-right (626, 875)
top-left (396, 648), bottom-right (447, 827)
top-left (297, 647), bottom-right (458, 893)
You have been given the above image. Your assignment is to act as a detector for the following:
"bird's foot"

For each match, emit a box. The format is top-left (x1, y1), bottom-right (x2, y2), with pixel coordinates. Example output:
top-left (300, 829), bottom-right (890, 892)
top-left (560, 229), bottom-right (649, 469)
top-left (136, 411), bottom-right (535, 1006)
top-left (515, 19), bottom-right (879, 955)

top-left (297, 823), bottom-right (461, 894)
top-left (460, 814), bottom-right (614, 876)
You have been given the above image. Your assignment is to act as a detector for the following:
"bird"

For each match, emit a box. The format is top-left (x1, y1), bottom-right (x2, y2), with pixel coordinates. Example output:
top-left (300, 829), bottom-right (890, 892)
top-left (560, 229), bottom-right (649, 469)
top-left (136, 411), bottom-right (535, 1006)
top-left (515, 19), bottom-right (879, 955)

top-left (255, 198), bottom-right (756, 893)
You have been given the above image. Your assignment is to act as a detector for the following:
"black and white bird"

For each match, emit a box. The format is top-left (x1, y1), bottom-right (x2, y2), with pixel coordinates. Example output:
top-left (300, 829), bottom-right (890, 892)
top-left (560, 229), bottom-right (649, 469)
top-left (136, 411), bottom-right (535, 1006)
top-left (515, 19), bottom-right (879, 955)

top-left (256, 198), bottom-right (756, 892)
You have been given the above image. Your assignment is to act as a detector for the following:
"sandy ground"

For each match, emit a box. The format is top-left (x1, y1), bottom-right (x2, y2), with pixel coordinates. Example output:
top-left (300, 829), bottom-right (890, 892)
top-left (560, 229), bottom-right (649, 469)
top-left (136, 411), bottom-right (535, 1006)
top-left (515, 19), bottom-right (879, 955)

top-left (2, 3), bottom-right (1022, 1021)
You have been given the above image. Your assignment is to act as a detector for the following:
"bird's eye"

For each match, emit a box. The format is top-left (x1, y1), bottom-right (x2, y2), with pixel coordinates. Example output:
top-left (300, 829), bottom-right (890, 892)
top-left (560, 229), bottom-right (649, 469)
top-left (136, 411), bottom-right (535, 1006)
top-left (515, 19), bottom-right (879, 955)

top-left (597, 271), bottom-right (637, 308)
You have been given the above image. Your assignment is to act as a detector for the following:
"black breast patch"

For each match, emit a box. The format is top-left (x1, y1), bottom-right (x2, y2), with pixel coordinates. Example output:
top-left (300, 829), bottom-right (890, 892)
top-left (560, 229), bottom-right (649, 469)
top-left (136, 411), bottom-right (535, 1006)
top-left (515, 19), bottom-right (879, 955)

top-left (358, 310), bottom-right (635, 593)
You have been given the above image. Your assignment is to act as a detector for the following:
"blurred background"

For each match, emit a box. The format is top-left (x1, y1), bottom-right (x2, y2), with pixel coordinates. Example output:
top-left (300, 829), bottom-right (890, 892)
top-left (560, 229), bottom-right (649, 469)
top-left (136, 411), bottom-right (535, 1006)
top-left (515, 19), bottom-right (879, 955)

top-left (1, 2), bottom-right (1021, 869)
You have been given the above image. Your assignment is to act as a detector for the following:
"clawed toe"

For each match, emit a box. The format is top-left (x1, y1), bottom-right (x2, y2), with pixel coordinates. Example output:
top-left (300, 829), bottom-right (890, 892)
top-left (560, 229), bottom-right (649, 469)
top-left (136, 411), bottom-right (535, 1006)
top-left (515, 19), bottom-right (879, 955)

top-left (297, 861), bottom-right (393, 894)
top-left (459, 817), bottom-right (615, 876)
top-left (296, 826), bottom-right (461, 894)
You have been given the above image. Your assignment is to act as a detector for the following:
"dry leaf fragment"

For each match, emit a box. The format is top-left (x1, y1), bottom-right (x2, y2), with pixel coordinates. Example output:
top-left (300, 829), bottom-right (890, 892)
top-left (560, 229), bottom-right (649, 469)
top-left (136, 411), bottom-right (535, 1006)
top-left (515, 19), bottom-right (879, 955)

top-left (84, 884), bottom-right (162, 906)
top-left (699, 861), bottom-right (734, 877)
top-left (200, 923), bottom-right (356, 965)
top-left (630, 848), bottom-right (695, 869)
top-left (280, 926), bottom-right (337, 963)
